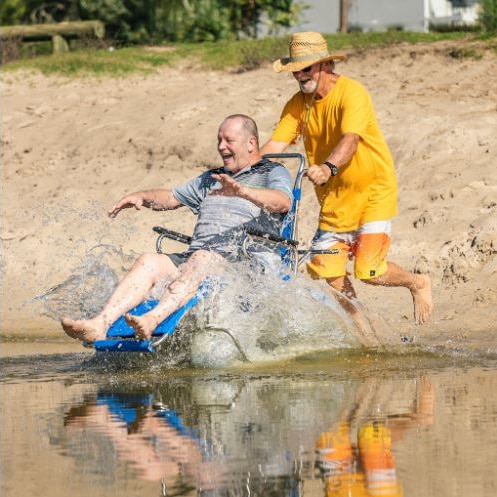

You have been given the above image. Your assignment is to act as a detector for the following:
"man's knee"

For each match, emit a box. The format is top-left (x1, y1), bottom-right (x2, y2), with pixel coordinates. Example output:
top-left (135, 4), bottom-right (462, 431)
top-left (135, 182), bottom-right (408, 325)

top-left (135, 252), bottom-right (162, 267)
top-left (326, 275), bottom-right (356, 298)
top-left (189, 249), bottom-right (212, 260)
top-left (134, 252), bottom-right (176, 278)
top-left (326, 276), bottom-right (346, 292)
top-left (187, 250), bottom-right (217, 267)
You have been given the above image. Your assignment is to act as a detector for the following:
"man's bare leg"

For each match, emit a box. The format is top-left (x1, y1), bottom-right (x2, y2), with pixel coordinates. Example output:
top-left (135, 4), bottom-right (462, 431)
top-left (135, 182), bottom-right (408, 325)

top-left (326, 275), bottom-right (379, 346)
top-left (364, 261), bottom-right (433, 325)
top-left (61, 253), bottom-right (179, 343)
top-left (125, 251), bottom-right (225, 340)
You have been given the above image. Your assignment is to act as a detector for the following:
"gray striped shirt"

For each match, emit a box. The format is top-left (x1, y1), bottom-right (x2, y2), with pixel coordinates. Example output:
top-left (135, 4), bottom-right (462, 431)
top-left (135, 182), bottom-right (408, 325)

top-left (172, 159), bottom-right (293, 258)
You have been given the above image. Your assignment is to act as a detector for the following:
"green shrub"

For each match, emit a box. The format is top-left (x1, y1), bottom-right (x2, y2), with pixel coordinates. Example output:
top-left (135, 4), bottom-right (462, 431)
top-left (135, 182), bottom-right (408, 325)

top-left (480, 0), bottom-right (497, 32)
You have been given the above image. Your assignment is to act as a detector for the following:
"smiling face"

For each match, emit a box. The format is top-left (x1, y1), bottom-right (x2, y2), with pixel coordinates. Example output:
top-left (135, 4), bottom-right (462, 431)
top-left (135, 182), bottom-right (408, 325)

top-left (217, 116), bottom-right (257, 173)
top-left (293, 63), bottom-right (321, 94)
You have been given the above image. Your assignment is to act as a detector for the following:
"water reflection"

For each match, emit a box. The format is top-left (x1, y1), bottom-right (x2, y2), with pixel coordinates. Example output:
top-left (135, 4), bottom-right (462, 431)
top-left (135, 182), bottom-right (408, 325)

top-left (64, 392), bottom-right (222, 491)
top-left (4, 348), bottom-right (497, 497)
top-left (317, 377), bottom-right (434, 497)
top-left (57, 373), bottom-right (435, 496)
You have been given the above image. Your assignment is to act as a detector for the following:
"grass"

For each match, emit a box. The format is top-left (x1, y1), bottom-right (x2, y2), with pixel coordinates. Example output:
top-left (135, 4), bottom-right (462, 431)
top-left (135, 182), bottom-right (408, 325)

top-left (2, 30), bottom-right (496, 77)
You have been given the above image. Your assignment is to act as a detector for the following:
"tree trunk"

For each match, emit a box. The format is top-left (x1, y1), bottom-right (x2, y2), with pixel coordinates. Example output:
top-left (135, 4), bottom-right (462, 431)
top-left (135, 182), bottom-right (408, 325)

top-left (339, 0), bottom-right (349, 33)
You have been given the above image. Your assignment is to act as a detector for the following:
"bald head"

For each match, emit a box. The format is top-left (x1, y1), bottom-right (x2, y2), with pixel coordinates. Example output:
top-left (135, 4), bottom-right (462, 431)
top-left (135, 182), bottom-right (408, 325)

top-left (221, 114), bottom-right (260, 147)
top-left (217, 114), bottom-right (262, 172)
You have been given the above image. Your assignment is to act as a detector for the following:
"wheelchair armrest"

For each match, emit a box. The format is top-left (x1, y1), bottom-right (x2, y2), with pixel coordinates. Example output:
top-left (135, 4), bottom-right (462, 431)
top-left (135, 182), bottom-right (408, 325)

top-left (153, 226), bottom-right (192, 254)
top-left (153, 226), bottom-right (192, 244)
top-left (244, 227), bottom-right (299, 248)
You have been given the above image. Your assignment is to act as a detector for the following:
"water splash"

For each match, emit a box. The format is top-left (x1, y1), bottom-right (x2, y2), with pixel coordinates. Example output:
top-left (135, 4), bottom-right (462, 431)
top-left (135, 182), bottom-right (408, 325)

top-left (34, 244), bottom-right (135, 320)
top-left (188, 260), bottom-right (364, 367)
top-left (34, 247), bottom-right (387, 368)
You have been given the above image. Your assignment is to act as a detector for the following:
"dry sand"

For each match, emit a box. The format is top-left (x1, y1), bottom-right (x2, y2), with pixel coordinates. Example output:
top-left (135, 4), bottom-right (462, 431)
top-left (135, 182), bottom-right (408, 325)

top-left (2, 39), bottom-right (497, 342)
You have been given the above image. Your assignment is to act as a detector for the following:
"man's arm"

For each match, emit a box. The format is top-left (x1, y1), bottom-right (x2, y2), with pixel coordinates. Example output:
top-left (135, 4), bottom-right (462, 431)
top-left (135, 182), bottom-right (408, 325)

top-left (260, 139), bottom-right (290, 156)
top-left (257, 141), bottom-right (294, 211)
top-left (210, 174), bottom-right (291, 213)
top-left (108, 189), bottom-right (182, 218)
top-left (306, 132), bottom-right (360, 186)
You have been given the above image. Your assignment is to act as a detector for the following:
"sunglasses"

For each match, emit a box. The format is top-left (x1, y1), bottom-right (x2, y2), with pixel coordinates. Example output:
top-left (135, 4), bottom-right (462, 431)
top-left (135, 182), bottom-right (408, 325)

top-left (301, 65), bottom-right (313, 73)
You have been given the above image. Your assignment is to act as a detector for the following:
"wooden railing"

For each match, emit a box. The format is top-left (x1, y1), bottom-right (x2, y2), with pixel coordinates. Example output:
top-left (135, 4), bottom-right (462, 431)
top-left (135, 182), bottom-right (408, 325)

top-left (0, 21), bottom-right (105, 53)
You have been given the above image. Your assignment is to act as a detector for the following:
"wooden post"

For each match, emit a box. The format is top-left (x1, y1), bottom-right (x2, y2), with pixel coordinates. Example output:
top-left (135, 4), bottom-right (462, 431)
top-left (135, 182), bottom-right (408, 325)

top-left (339, 0), bottom-right (349, 33)
top-left (52, 34), bottom-right (69, 53)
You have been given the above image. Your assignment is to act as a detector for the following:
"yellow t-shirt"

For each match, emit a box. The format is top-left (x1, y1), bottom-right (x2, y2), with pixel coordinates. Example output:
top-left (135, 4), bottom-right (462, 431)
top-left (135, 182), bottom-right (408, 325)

top-left (271, 75), bottom-right (398, 232)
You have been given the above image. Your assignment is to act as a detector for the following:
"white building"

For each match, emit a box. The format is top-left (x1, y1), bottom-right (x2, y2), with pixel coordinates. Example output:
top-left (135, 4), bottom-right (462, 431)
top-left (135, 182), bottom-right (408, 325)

top-left (293, 0), bottom-right (480, 33)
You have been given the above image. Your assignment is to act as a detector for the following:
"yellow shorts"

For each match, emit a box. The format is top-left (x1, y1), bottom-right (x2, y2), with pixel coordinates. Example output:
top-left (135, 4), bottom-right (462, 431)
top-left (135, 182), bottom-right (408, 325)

top-left (306, 221), bottom-right (391, 280)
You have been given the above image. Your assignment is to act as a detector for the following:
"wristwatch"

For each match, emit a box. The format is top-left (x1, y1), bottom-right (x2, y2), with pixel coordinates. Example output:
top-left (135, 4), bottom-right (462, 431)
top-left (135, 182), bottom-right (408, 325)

top-left (324, 161), bottom-right (339, 177)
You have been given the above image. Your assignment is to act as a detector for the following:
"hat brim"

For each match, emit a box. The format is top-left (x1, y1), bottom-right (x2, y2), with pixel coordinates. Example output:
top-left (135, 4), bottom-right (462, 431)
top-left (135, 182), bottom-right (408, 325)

top-left (273, 53), bottom-right (345, 73)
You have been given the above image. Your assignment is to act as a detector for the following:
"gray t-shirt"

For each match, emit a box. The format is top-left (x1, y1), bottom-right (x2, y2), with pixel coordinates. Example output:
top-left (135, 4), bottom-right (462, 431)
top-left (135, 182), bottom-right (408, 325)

top-left (172, 159), bottom-right (293, 259)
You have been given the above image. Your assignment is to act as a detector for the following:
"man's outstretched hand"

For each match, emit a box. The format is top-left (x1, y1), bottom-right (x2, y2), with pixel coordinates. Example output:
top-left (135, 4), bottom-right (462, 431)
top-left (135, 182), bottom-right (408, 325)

top-left (210, 173), bottom-right (246, 198)
top-left (108, 193), bottom-right (145, 218)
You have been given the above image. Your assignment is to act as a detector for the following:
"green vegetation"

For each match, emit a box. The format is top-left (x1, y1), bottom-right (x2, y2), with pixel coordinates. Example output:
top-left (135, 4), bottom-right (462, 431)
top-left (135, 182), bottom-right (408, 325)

top-left (0, 0), bottom-right (303, 43)
top-left (2, 31), bottom-right (496, 77)
top-left (480, 0), bottom-right (497, 32)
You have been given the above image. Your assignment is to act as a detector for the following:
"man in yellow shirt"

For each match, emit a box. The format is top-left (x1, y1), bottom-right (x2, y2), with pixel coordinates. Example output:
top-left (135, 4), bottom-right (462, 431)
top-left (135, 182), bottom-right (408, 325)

top-left (261, 32), bottom-right (432, 326)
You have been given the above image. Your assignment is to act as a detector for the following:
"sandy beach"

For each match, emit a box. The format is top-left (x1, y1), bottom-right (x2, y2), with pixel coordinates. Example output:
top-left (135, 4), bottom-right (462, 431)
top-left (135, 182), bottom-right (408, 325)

top-left (2, 39), bottom-right (497, 341)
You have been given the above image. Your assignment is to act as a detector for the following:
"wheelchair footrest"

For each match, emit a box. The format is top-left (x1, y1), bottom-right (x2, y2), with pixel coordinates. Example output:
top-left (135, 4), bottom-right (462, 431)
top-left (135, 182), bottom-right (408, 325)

top-left (93, 339), bottom-right (155, 353)
top-left (90, 285), bottom-right (208, 353)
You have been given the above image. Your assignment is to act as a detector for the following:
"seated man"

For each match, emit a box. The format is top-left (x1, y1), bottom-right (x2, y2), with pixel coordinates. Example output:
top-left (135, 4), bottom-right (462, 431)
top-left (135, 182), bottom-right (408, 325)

top-left (61, 114), bottom-right (293, 343)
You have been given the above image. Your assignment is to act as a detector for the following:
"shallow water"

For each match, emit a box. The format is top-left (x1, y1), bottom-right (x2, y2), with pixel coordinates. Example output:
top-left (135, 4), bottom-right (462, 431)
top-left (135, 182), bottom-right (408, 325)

top-left (2, 338), bottom-right (497, 497)
top-left (10, 248), bottom-right (497, 496)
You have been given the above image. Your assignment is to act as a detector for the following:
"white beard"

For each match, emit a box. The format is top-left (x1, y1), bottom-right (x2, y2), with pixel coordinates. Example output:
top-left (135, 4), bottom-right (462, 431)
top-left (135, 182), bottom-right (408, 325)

top-left (299, 79), bottom-right (318, 94)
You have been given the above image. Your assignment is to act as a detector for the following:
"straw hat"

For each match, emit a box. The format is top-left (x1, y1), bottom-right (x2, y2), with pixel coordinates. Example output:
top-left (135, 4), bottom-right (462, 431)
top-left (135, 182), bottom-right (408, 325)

top-left (273, 32), bottom-right (345, 73)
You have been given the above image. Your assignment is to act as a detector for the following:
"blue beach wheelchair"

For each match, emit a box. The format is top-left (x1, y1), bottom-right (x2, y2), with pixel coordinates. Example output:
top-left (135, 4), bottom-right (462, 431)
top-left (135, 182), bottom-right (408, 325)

top-left (90, 153), bottom-right (337, 354)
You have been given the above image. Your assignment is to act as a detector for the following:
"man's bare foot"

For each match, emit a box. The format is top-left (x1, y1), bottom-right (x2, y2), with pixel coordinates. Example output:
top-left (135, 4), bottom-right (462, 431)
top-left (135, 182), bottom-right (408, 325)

top-left (411, 274), bottom-right (433, 325)
top-left (124, 313), bottom-right (159, 340)
top-left (61, 317), bottom-right (107, 343)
